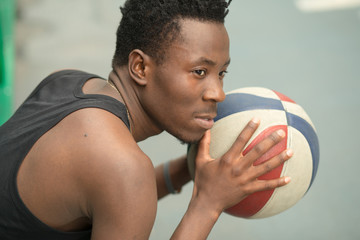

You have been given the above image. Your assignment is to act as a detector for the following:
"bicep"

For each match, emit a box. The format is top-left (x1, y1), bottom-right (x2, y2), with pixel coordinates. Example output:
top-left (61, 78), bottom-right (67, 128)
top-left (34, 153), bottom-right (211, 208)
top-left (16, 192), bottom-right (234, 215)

top-left (84, 154), bottom-right (157, 240)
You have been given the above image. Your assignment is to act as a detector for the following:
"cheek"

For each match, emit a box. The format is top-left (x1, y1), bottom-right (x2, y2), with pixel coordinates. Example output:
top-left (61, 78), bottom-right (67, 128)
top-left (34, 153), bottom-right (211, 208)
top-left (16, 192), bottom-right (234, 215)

top-left (147, 68), bottom-right (205, 126)
top-left (156, 73), bottom-right (199, 107)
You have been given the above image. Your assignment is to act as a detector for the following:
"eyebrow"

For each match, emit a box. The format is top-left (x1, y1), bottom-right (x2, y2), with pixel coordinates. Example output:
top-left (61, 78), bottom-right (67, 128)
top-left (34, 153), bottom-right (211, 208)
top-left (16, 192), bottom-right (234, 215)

top-left (193, 57), bottom-right (231, 67)
top-left (224, 58), bottom-right (231, 67)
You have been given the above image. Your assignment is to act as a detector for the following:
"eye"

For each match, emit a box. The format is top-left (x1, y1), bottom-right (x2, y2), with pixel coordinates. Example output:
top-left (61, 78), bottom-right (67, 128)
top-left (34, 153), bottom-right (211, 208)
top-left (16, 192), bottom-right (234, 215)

top-left (193, 69), bottom-right (206, 77)
top-left (219, 70), bottom-right (228, 78)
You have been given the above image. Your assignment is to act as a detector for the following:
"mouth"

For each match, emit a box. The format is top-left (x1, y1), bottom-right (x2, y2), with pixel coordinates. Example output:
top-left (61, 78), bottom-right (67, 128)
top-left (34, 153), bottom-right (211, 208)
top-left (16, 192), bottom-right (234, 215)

top-left (194, 115), bottom-right (216, 130)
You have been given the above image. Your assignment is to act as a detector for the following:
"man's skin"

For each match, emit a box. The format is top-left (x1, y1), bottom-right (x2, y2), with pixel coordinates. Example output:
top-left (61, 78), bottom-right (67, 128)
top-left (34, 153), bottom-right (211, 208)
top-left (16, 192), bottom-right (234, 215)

top-left (16, 19), bottom-right (292, 239)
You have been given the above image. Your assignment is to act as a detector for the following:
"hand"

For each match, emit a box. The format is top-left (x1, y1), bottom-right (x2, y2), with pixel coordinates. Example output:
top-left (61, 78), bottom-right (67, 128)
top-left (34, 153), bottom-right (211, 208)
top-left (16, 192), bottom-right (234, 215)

top-left (192, 118), bottom-right (293, 214)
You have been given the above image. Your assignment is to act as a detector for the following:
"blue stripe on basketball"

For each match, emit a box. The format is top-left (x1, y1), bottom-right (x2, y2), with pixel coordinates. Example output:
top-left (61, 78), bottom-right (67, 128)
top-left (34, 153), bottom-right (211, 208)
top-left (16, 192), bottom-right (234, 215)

top-left (286, 112), bottom-right (319, 191)
top-left (215, 93), bottom-right (284, 122)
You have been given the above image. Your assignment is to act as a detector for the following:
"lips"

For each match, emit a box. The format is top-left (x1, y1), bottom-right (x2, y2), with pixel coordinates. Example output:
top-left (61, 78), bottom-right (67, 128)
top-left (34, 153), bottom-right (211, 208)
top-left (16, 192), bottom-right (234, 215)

top-left (194, 115), bottom-right (215, 129)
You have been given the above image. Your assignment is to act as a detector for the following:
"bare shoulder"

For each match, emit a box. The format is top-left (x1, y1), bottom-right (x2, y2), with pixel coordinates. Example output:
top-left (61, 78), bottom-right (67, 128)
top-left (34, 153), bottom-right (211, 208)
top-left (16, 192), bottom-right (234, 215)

top-left (56, 108), bottom-right (157, 238)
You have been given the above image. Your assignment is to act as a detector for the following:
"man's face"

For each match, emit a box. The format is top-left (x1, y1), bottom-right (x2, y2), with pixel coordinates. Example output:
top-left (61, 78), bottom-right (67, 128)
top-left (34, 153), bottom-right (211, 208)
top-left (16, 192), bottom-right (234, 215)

top-left (143, 19), bottom-right (230, 143)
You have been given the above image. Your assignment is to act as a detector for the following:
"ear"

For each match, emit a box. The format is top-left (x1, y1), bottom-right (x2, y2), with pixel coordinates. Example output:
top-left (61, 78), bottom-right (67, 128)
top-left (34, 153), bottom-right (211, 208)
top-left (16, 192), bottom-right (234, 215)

top-left (128, 49), bottom-right (152, 86)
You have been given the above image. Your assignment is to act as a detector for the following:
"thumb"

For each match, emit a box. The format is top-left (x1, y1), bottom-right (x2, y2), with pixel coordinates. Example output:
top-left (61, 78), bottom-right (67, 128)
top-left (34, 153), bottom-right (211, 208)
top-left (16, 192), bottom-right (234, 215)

top-left (196, 130), bottom-right (212, 166)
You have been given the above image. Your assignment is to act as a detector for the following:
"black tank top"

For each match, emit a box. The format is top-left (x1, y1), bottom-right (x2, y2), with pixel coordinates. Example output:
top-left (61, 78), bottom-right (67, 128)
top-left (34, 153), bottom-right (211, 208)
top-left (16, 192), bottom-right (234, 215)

top-left (0, 70), bottom-right (130, 240)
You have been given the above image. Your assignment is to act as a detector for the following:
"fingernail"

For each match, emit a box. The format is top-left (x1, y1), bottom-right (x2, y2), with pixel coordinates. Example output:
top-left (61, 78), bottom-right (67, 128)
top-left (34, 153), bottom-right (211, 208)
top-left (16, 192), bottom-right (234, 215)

top-left (251, 117), bottom-right (260, 124)
top-left (285, 177), bottom-right (291, 183)
top-left (277, 129), bottom-right (285, 137)
top-left (286, 149), bottom-right (293, 157)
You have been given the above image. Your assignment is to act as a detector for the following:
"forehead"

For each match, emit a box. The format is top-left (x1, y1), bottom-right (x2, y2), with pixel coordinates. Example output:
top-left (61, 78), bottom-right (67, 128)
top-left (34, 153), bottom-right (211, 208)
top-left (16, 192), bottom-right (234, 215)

top-left (165, 19), bottom-right (230, 65)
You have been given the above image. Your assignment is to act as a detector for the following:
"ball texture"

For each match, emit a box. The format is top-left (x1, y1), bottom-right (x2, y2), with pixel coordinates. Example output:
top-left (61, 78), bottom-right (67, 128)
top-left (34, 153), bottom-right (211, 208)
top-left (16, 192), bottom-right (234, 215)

top-left (187, 87), bottom-right (319, 219)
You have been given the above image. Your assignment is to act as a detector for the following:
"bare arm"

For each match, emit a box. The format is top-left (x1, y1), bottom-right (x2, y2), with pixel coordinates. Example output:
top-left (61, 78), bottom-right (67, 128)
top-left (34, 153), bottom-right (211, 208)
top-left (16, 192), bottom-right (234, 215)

top-left (171, 119), bottom-right (292, 239)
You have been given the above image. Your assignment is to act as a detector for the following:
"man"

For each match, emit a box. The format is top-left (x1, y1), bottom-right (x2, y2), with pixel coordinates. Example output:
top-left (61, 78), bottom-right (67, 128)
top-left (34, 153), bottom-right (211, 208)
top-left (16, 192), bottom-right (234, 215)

top-left (0, 0), bottom-right (292, 239)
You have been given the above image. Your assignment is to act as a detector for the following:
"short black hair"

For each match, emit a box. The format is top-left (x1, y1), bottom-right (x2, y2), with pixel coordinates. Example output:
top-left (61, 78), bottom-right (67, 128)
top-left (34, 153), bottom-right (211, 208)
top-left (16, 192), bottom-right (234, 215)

top-left (112, 0), bottom-right (232, 67)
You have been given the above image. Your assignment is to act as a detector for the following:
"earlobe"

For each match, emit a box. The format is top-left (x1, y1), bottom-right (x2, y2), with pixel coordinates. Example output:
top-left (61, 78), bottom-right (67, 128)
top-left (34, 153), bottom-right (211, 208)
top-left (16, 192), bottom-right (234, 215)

top-left (128, 49), bottom-right (149, 86)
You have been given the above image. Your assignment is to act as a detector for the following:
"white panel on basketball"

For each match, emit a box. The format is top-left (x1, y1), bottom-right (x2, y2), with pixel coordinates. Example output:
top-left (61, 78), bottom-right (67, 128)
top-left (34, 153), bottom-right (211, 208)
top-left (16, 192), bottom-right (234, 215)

top-left (227, 87), bottom-right (280, 100)
top-left (250, 126), bottom-right (313, 218)
top-left (209, 109), bottom-right (287, 159)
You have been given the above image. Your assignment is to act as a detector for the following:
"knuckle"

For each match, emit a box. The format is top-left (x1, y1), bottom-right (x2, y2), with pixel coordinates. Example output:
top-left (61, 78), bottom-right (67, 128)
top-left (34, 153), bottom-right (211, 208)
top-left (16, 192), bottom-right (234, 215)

top-left (264, 162), bottom-right (272, 171)
top-left (274, 153), bottom-right (287, 166)
top-left (254, 144), bottom-right (265, 154)
top-left (236, 134), bottom-right (247, 144)
top-left (232, 167), bottom-right (241, 176)
top-left (279, 154), bottom-right (287, 163)
top-left (269, 132), bottom-right (280, 143)
top-left (238, 173), bottom-right (252, 188)
top-left (264, 182), bottom-right (274, 190)
top-left (232, 166), bottom-right (248, 178)
top-left (221, 154), bottom-right (233, 166)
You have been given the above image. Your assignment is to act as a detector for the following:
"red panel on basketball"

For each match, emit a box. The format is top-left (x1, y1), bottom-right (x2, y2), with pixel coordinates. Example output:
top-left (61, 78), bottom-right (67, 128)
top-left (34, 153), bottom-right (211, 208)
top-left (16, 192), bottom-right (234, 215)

top-left (225, 125), bottom-right (287, 217)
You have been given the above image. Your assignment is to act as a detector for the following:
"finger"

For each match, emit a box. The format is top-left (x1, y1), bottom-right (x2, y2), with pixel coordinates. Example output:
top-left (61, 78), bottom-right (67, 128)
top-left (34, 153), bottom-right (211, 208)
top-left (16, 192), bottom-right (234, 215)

top-left (249, 149), bottom-right (293, 180)
top-left (243, 129), bottom-right (286, 166)
top-left (196, 130), bottom-right (212, 165)
top-left (247, 176), bottom-right (291, 193)
top-left (224, 118), bottom-right (260, 160)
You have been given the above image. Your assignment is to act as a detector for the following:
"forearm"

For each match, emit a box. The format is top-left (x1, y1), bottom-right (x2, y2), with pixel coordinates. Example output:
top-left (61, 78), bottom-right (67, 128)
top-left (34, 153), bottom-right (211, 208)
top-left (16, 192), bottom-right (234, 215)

top-left (171, 195), bottom-right (221, 240)
top-left (155, 155), bottom-right (192, 199)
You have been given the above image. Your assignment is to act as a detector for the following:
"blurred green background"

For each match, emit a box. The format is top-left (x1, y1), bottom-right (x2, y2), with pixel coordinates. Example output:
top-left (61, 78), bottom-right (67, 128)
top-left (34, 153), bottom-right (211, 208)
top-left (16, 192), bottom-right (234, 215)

top-left (0, 0), bottom-right (15, 125)
top-left (5, 0), bottom-right (360, 239)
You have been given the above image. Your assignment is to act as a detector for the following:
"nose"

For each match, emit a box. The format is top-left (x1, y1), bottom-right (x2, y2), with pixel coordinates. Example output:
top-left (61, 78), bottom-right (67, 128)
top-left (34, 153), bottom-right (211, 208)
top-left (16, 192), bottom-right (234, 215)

top-left (203, 78), bottom-right (226, 103)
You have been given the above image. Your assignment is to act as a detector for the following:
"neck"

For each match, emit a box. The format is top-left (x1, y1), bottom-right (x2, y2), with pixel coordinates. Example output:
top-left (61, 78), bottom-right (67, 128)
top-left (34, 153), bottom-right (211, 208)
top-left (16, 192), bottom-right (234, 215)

top-left (108, 67), bottom-right (163, 142)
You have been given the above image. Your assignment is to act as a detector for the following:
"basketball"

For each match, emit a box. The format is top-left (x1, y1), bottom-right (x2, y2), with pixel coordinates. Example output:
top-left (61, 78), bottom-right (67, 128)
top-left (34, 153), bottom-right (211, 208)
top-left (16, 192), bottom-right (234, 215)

top-left (187, 87), bottom-right (319, 219)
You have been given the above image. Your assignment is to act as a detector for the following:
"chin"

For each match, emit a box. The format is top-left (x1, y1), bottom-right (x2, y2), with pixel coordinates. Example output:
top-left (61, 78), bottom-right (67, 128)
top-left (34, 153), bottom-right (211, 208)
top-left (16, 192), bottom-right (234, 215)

top-left (172, 130), bottom-right (205, 145)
